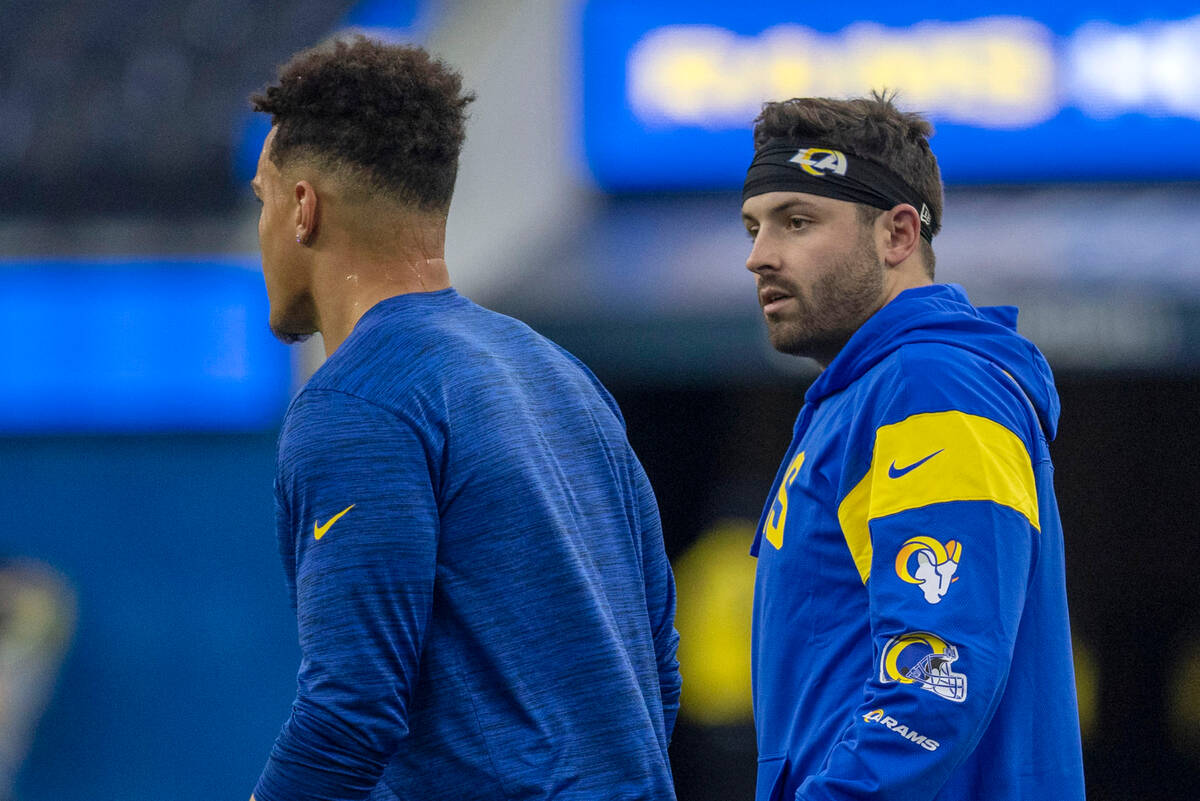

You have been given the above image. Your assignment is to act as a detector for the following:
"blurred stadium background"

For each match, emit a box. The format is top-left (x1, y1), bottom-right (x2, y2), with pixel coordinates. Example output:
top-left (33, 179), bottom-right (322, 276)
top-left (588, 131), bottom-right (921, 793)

top-left (2, 1), bottom-right (1198, 798)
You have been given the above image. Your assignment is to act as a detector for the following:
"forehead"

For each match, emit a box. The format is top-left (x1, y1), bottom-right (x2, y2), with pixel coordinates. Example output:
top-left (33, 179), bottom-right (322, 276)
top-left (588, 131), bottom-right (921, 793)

top-left (741, 190), bottom-right (848, 220)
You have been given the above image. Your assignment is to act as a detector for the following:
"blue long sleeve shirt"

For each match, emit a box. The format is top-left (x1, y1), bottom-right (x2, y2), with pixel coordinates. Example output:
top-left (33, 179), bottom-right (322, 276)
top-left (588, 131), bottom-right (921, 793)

top-left (751, 284), bottom-right (1085, 801)
top-left (254, 288), bottom-right (680, 801)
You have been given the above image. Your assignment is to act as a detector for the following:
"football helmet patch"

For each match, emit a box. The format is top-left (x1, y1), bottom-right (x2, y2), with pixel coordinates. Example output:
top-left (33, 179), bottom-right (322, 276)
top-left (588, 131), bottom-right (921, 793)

top-left (880, 631), bottom-right (968, 702)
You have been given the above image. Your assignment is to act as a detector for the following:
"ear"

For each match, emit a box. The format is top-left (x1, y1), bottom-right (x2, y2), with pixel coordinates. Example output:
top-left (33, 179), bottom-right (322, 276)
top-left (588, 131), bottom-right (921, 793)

top-left (294, 180), bottom-right (319, 246)
top-left (880, 203), bottom-right (921, 268)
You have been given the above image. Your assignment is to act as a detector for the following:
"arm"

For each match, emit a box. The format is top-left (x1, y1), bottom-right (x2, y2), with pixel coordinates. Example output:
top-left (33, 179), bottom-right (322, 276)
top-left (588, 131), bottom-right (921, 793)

top-left (635, 461), bottom-right (681, 742)
top-left (800, 377), bottom-right (1041, 799)
top-left (253, 390), bottom-right (439, 801)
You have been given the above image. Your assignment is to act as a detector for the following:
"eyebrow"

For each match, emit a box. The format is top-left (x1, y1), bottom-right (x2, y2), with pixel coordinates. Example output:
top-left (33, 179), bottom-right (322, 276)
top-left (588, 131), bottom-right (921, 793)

top-left (741, 198), bottom-right (820, 223)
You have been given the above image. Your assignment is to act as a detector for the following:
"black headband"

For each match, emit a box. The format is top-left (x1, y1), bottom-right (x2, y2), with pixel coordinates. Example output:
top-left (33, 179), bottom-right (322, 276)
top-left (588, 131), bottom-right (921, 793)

top-left (743, 140), bottom-right (936, 242)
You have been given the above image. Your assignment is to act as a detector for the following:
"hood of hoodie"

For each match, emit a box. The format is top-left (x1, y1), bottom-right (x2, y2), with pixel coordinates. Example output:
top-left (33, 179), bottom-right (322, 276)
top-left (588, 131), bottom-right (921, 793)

top-left (805, 284), bottom-right (1060, 440)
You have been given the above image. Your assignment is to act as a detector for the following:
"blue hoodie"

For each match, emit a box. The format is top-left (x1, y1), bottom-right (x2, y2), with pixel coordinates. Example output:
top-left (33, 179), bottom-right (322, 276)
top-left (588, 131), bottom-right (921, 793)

top-left (751, 284), bottom-right (1085, 801)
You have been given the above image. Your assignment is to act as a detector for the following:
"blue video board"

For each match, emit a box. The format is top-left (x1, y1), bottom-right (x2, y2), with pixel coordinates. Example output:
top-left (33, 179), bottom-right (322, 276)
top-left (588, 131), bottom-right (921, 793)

top-left (1, 258), bottom-right (292, 433)
top-left (582, 1), bottom-right (1200, 190)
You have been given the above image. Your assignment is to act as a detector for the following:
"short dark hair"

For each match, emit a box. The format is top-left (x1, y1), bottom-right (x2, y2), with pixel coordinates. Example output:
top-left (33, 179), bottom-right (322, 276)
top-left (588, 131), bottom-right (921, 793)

top-left (251, 36), bottom-right (475, 211)
top-left (753, 91), bottom-right (943, 275)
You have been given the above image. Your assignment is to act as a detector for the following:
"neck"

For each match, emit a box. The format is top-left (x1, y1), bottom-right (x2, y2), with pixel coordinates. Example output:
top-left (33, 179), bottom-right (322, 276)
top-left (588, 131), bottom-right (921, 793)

top-left (303, 202), bottom-right (454, 356)
top-left (310, 242), bottom-right (452, 357)
top-left (880, 257), bottom-right (933, 308)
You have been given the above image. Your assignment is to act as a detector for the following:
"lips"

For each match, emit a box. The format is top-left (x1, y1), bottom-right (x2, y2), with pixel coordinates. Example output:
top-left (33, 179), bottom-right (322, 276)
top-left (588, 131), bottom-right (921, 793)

top-left (759, 285), bottom-right (793, 314)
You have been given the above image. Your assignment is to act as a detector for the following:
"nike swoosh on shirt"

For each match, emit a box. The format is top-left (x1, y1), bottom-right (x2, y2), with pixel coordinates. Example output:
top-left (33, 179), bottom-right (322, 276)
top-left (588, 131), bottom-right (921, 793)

top-left (888, 450), bottom-right (944, 479)
top-left (314, 505), bottom-right (355, 540)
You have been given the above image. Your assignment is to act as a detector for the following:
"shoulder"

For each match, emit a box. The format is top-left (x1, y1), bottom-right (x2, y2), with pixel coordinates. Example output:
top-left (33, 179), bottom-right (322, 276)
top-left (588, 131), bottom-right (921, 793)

top-left (849, 343), bottom-right (1040, 453)
top-left (299, 297), bottom-right (488, 417)
top-left (280, 388), bottom-right (427, 458)
top-left (277, 387), bottom-right (441, 495)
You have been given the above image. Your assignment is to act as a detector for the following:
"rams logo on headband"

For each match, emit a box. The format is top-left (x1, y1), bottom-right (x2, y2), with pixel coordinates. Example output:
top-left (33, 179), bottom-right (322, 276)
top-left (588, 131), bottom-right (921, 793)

top-left (895, 535), bottom-right (961, 604)
top-left (880, 631), bottom-right (968, 702)
top-left (789, 148), bottom-right (848, 177)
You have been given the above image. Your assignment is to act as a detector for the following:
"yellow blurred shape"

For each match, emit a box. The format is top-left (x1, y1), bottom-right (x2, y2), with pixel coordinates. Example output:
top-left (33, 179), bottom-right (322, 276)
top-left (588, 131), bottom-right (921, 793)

top-left (1072, 635), bottom-right (1098, 741)
top-left (1167, 639), bottom-right (1200, 753)
top-left (673, 519), bottom-right (758, 726)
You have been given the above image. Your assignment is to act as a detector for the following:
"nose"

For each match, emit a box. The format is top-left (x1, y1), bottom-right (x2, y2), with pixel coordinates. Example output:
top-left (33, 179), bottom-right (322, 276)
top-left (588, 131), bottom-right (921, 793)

top-left (745, 230), bottom-right (780, 275)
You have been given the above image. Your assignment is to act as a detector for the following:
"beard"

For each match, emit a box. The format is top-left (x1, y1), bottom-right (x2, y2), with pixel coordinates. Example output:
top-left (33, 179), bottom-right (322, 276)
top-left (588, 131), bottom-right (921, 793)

top-left (271, 328), bottom-right (314, 345)
top-left (761, 226), bottom-right (886, 364)
top-left (267, 292), bottom-right (318, 345)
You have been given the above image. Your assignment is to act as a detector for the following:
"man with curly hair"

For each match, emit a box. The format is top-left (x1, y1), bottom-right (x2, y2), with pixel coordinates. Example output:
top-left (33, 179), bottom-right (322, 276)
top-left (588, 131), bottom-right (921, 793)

top-left (741, 93), bottom-right (1085, 800)
top-left (247, 37), bottom-right (679, 801)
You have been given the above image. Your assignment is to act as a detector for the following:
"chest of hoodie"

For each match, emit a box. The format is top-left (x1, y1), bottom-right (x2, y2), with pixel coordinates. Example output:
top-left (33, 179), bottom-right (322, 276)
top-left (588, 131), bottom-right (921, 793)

top-left (752, 335), bottom-right (1052, 675)
top-left (752, 371), bottom-right (891, 670)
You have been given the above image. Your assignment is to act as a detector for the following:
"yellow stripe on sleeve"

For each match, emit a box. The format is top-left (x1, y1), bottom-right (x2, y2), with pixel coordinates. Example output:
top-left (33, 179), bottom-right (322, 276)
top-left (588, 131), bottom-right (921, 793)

top-left (837, 411), bottom-right (1038, 583)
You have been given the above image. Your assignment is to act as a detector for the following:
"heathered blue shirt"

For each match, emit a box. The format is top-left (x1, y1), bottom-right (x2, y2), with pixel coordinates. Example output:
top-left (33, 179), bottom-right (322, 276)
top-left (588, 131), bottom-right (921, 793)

top-left (254, 288), bottom-right (680, 801)
top-left (751, 285), bottom-right (1085, 800)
